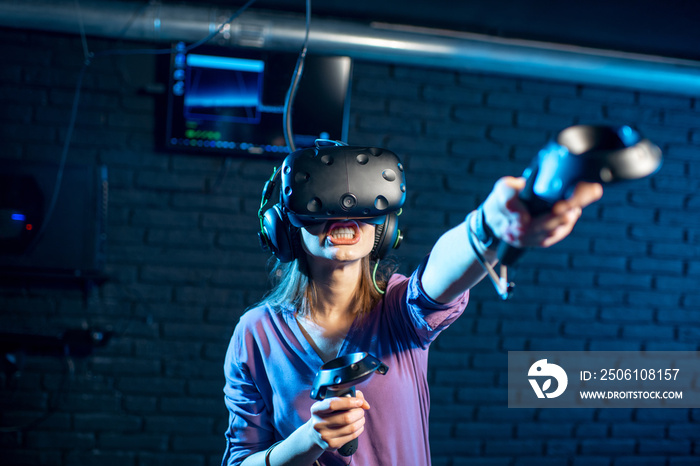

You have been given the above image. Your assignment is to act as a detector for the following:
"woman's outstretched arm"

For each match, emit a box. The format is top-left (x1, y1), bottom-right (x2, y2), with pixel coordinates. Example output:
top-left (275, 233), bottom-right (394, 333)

top-left (421, 176), bottom-right (603, 303)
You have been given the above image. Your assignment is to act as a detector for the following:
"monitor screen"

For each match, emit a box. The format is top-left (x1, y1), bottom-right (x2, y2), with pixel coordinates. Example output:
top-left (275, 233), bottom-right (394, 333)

top-left (166, 42), bottom-right (352, 157)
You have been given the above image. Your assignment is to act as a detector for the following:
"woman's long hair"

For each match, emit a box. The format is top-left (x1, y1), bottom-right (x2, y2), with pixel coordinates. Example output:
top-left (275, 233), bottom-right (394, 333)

top-left (261, 252), bottom-right (396, 320)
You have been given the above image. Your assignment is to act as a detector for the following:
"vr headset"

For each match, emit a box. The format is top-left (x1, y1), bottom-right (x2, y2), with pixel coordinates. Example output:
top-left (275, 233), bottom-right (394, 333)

top-left (258, 143), bottom-right (406, 262)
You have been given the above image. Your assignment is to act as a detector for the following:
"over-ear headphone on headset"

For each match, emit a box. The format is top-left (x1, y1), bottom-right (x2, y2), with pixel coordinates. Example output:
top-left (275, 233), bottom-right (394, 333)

top-left (257, 142), bottom-right (406, 263)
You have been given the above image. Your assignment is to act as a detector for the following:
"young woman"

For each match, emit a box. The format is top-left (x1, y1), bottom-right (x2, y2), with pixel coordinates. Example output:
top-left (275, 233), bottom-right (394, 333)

top-left (222, 168), bottom-right (602, 465)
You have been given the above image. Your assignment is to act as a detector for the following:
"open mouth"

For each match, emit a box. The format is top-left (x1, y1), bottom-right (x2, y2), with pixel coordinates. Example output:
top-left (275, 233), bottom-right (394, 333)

top-left (327, 221), bottom-right (361, 245)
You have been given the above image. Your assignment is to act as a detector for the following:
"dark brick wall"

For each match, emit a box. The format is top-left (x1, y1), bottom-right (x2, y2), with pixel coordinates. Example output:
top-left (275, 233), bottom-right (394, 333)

top-left (1, 26), bottom-right (699, 465)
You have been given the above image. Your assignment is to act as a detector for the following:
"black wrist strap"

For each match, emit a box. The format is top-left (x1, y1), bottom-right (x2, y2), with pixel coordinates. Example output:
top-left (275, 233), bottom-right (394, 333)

top-left (472, 204), bottom-right (499, 250)
top-left (466, 210), bottom-right (514, 300)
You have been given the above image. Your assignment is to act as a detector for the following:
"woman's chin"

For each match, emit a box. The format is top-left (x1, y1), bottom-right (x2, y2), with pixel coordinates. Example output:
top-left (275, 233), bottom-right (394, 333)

top-left (329, 248), bottom-right (365, 262)
top-left (320, 243), bottom-right (369, 263)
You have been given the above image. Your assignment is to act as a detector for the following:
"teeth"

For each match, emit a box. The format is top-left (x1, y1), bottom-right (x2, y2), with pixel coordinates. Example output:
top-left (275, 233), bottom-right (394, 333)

top-left (331, 227), bottom-right (355, 239)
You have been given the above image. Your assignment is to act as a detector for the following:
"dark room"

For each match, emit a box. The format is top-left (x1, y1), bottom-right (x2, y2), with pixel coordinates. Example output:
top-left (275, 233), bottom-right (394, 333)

top-left (1, 1), bottom-right (699, 465)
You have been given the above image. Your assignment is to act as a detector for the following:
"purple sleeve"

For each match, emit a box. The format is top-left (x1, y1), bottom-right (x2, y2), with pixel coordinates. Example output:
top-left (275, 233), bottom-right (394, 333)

top-left (384, 257), bottom-right (469, 348)
top-left (221, 314), bottom-right (274, 466)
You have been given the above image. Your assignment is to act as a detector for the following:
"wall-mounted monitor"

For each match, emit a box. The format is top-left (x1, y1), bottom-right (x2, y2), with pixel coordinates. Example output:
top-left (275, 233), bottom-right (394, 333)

top-left (165, 42), bottom-right (352, 157)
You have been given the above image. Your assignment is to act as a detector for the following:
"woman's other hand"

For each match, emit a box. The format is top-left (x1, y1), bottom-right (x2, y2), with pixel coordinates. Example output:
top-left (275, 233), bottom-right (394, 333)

top-left (305, 389), bottom-right (370, 452)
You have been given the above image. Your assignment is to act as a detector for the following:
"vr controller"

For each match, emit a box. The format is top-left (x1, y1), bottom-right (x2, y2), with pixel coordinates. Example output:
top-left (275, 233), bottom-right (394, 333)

top-left (497, 125), bottom-right (663, 266)
top-left (310, 352), bottom-right (389, 457)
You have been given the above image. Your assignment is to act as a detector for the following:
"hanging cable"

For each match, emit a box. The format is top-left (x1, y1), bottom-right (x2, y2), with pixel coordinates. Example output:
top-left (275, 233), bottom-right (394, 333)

top-left (74, 0), bottom-right (91, 60)
top-left (283, 0), bottom-right (312, 153)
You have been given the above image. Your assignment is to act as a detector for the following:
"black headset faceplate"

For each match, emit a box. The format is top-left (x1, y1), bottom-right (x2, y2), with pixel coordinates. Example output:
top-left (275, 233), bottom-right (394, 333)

top-left (281, 146), bottom-right (406, 228)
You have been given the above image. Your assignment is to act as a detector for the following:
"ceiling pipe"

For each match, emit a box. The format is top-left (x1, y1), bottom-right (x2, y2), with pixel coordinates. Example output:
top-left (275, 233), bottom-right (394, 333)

top-left (2, 0), bottom-right (700, 96)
